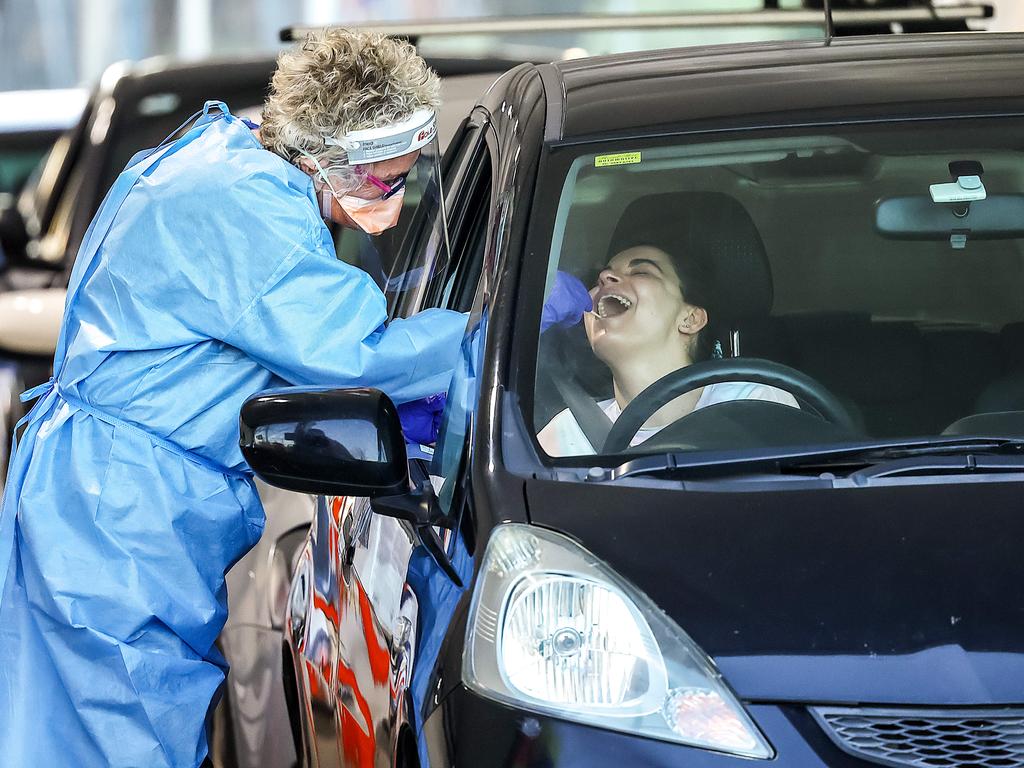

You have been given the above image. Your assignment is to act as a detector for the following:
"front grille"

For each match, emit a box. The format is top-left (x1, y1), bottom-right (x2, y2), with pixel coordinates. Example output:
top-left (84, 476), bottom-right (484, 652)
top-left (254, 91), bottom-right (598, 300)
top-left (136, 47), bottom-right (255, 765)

top-left (812, 707), bottom-right (1024, 768)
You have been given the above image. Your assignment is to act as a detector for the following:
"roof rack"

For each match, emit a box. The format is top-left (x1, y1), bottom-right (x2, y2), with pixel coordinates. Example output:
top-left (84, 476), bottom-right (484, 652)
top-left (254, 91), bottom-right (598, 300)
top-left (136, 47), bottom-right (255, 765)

top-left (280, 5), bottom-right (993, 43)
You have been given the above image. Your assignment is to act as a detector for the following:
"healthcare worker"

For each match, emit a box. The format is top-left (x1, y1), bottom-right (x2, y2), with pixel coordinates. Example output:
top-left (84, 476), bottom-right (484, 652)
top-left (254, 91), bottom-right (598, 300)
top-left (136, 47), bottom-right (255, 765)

top-left (0, 29), bottom-right (468, 768)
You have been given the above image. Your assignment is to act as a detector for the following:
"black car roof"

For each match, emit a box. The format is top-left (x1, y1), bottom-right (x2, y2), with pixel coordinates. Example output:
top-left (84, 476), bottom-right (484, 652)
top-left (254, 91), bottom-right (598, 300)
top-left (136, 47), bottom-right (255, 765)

top-left (540, 33), bottom-right (1024, 143)
top-left (103, 56), bottom-right (275, 101)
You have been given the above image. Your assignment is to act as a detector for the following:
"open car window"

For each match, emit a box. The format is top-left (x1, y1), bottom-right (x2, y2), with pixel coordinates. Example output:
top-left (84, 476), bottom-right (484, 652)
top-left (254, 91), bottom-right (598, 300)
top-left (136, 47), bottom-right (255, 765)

top-left (529, 118), bottom-right (1024, 461)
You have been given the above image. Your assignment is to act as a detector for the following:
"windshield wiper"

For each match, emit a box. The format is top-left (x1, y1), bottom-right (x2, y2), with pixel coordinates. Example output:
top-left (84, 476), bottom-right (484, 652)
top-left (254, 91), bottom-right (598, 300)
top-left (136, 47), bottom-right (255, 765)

top-left (785, 438), bottom-right (1024, 484)
top-left (789, 437), bottom-right (1024, 469)
top-left (595, 437), bottom-right (1024, 484)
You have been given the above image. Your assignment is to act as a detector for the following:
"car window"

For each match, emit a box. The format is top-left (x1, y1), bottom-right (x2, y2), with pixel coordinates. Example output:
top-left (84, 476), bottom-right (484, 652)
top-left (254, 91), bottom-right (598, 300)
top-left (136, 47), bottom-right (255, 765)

top-left (0, 142), bottom-right (53, 195)
top-left (378, 117), bottom-right (492, 320)
top-left (410, 124), bottom-right (494, 518)
top-left (526, 117), bottom-right (1024, 461)
top-left (433, 138), bottom-right (492, 313)
top-left (16, 103), bottom-right (90, 250)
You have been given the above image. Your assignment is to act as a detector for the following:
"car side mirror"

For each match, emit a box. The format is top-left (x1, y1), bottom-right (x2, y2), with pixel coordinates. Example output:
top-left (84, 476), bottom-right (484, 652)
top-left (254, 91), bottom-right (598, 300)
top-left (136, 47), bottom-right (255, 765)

top-left (239, 387), bottom-right (409, 498)
top-left (240, 386), bottom-right (464, 586)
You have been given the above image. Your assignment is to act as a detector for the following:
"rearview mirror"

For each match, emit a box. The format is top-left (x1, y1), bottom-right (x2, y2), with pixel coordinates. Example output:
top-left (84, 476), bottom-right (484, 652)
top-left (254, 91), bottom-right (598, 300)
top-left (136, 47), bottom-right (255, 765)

top-left (876, 195), bottom-right (1024, 240)
top-left (239, 387), bottom-right (408, 497)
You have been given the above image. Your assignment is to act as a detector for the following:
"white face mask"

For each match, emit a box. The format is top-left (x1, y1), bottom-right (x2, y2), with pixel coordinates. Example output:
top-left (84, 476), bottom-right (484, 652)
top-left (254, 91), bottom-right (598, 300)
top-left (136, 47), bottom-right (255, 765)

top-left (335, 190), bottom-right (406, 235)
top-left (300, 151), bottom-right (404, 234)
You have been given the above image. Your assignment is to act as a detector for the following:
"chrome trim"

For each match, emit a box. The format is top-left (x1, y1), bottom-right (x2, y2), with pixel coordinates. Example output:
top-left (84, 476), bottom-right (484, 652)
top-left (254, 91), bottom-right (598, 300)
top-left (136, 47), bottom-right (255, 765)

top-left (284, 7), bottom-right (991, 41)
top-left (812, 705), bottom-right (1024, 768)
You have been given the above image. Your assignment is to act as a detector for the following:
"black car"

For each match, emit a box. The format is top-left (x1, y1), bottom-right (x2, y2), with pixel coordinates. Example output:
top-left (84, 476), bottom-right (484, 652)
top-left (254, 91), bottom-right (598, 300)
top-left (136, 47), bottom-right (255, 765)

top-left (242, 29), bottom-right (1024, 768)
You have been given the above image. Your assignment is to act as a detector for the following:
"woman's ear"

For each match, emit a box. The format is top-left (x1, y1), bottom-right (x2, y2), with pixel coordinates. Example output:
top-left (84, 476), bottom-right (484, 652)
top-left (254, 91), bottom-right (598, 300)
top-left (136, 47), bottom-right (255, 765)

top-left (677, 306), bottom-right (708, 336)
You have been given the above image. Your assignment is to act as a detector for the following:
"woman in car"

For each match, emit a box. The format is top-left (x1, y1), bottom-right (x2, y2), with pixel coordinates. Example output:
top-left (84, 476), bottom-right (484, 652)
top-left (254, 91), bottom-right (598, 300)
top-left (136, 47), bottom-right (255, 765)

top-left (539, 231), bottom-right (798, 457)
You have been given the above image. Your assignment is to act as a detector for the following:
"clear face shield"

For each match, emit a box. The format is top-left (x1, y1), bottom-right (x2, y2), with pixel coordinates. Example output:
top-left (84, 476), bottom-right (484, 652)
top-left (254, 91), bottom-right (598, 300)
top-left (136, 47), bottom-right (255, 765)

top-left (306, 109), bottom-right (451, 317)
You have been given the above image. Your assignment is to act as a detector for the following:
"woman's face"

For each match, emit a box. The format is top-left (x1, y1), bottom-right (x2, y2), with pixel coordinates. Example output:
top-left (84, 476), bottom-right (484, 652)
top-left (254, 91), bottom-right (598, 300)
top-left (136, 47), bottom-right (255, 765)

top-left (298, 150), bottom-right (420, 228)
top-left (584, 245), bottom-right (707, 365)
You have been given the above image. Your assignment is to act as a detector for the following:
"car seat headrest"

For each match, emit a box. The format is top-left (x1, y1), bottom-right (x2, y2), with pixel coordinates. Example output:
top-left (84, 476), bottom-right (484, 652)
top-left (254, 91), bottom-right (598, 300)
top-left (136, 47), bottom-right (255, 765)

top-left (607, 191), bottom-right (773, 322)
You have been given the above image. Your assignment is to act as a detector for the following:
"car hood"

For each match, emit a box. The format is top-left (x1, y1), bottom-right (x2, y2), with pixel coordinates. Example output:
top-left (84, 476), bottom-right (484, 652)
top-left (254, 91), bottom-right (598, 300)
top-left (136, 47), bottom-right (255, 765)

top-left (524, 475), bottom-right (1024, 705)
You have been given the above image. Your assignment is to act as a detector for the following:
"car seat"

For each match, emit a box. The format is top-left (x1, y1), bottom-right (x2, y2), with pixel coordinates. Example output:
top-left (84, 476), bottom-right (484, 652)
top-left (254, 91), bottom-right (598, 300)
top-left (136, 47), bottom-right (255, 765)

top-left (973, 321), bottom-right (1024, 413)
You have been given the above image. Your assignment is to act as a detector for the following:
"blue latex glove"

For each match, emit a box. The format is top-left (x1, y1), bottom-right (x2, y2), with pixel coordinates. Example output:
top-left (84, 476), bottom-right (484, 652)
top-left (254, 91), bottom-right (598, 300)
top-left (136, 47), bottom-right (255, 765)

top-left (399, 272), bottom-right (589, 446)
top-left (541, 270), bottom-right (592, 332)
top-left (398, 391), bottom-right (447, 446)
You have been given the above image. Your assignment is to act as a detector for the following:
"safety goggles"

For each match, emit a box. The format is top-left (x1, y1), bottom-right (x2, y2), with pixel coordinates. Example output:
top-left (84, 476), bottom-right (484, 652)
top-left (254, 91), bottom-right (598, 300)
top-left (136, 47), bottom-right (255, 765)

top-left (362, 170), bottom-right (408, 200)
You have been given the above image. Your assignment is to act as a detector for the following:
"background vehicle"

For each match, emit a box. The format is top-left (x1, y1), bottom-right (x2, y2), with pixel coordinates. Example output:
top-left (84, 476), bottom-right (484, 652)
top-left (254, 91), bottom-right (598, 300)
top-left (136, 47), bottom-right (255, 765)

top-left (244, 29), bottom-right (1024, 768)
top-left (282, 1), bottom-right (993, 63)
top-left (0, 56), bottom-right (278, 287)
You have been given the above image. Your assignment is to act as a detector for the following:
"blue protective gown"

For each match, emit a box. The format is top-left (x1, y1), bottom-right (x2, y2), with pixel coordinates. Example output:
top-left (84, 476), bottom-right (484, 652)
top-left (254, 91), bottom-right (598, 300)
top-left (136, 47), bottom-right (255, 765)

top-left (0, 103), bottom-right (466, 768)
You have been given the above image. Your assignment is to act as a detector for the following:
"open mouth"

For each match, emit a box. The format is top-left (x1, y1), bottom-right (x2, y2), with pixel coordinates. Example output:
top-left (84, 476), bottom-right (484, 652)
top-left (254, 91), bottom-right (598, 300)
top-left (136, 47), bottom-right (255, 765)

top-left (596, 294), bottom-right (633, 318)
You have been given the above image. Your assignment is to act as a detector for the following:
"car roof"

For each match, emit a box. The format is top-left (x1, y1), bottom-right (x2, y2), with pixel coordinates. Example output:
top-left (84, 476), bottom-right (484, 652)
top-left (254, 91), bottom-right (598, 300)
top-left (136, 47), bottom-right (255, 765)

top-left (98, 55), bottom-right (276, 106)
top-left (111, 55), bottom-right (276, 84)
top-left (540, 33), bottom-right (1024, 143)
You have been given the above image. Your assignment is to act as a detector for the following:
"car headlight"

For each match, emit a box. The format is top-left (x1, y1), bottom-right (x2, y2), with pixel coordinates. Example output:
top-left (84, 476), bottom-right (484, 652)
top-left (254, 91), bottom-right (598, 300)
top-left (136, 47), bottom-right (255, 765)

top-left (463, 524), bottom-right (773, 759)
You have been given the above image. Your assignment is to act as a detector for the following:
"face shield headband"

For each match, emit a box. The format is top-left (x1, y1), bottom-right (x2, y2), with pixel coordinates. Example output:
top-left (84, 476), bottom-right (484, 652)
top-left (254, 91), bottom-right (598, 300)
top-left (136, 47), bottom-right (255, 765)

top-left (324, 108), bottom-right (437, 164)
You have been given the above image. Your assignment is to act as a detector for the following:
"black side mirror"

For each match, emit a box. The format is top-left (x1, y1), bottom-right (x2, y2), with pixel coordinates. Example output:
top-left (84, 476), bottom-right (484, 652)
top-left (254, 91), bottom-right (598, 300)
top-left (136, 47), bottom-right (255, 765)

top-left (239, 387), bottom-right (409, 497)
top-left (240, 386), bottom-right (464, 587)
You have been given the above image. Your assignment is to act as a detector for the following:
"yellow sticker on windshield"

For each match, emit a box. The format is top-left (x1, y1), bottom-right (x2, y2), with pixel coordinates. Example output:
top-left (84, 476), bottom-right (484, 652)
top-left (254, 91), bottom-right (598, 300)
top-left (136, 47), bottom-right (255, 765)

top-left (595, 152), bottom-right (641, 168)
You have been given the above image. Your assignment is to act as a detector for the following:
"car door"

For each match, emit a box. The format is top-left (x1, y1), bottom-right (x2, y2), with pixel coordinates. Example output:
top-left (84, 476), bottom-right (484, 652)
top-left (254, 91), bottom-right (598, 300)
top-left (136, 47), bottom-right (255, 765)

top-left (284, 110), bottom-right (498, 768)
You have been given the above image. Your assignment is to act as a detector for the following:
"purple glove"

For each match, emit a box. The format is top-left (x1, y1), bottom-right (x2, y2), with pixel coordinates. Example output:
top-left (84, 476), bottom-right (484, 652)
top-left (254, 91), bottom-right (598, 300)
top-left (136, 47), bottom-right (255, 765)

top-left (398, 392), bottom-right (447, 445)
top-left (541, 270), bottom-right (592, 332)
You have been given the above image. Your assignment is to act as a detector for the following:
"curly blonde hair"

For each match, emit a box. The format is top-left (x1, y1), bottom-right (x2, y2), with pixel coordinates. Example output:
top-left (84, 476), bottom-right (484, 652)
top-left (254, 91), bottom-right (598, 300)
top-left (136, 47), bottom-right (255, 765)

top-left (261, 28), bottom-right (440, 168)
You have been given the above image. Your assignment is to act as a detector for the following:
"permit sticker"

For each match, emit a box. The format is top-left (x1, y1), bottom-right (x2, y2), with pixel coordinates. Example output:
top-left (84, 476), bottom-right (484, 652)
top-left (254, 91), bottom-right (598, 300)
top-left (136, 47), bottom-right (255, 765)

top-left (595, 151), bottom-right (641, 168)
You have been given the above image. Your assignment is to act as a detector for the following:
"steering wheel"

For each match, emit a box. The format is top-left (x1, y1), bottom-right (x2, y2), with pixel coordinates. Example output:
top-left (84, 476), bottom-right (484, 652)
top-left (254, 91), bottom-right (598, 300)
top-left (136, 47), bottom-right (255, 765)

top-left (602, 357), bottom-right (857, 454)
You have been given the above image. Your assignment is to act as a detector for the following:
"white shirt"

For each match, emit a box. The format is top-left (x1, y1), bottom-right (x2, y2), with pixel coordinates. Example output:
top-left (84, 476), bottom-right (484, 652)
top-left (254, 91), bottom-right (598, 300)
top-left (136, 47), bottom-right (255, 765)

top-left (537, 381), bottom-right (800, 456)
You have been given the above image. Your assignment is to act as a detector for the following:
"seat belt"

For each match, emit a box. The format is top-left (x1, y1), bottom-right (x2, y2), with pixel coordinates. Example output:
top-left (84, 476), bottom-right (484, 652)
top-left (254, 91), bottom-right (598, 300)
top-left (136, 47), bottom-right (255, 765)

top-left (550, 374), bottom-right (614, 454)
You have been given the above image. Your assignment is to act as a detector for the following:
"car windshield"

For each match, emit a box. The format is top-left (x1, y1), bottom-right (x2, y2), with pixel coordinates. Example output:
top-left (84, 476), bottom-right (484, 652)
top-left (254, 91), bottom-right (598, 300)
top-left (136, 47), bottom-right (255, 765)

top-left (528, 117), bottom-right (1024, 462)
